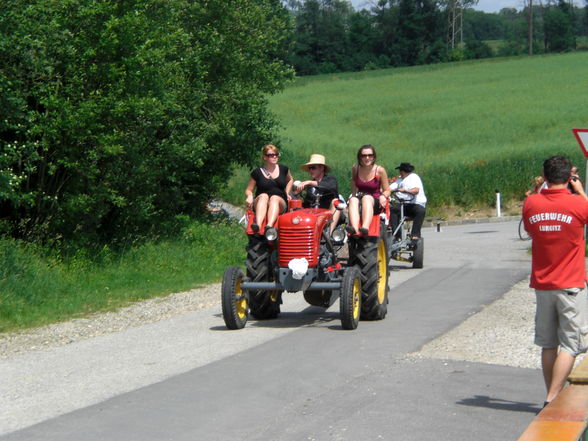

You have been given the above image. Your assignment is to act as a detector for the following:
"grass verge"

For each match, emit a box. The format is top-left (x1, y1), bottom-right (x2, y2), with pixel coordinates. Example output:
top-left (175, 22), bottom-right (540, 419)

top-left (0, 217), bottom-right (246, 333)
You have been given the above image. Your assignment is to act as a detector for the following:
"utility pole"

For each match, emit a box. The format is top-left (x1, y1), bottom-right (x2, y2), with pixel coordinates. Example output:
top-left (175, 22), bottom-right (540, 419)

top-left (447, 0), bottom-right (463, 49)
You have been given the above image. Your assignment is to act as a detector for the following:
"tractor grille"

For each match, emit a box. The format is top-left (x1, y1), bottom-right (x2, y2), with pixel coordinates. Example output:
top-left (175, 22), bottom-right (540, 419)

top-left (279, 226), bottom-right (319, 267)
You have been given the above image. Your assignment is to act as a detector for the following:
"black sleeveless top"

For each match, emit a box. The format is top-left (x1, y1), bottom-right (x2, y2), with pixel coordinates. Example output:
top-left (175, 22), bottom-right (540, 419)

top-left (250, 164), bottom-right (289, 202)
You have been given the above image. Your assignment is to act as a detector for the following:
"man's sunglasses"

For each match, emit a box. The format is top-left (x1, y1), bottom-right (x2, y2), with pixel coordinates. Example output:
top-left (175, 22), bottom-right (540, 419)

top-left (308, 165), bottom-right (321, 170)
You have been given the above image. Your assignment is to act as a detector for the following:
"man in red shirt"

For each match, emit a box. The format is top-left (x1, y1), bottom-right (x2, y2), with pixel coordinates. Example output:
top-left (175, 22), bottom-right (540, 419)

top-left (523, 156), bottom-right (588, 406)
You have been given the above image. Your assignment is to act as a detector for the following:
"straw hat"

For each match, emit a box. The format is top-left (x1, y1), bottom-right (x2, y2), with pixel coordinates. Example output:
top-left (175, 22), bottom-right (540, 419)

top-left (300, 154), bottom-right (331, 172)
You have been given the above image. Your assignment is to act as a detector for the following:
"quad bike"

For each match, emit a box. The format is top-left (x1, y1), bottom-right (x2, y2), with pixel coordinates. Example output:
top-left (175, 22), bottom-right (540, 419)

top-left (345, 195), bottom-right (390, 321)
top-left (384, 194), bottom-right (424, 269)
top-left (221, 188), bottom-right (362, 330)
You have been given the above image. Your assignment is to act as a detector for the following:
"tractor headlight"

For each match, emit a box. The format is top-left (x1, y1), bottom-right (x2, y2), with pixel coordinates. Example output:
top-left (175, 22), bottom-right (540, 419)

top-left (331, 226), bottom-right (345, 243)
top-left (265, 227), bottom-right (278, 241)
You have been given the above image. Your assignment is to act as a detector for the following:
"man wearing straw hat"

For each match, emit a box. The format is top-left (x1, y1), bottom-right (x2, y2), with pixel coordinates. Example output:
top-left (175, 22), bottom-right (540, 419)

top-left (295, 154), bottom-right (342, 233)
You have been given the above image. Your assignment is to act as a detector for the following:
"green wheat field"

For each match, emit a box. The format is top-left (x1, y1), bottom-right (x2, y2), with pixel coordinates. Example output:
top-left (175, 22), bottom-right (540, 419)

top-left (225, 52), bottom-right (588, 214)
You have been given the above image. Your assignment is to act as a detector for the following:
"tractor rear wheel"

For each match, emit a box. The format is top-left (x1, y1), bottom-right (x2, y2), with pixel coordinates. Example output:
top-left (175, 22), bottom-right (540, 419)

top-left (221, 266), bottom-right (248, 329)
top-left (349, 237), bottom-right (389, 320)
top-left (246, 236), bottom-right (280, 319)
top-left (340, 266), bottom-right (361, 330)
top-left (412, 237), bottom-right (424, 269)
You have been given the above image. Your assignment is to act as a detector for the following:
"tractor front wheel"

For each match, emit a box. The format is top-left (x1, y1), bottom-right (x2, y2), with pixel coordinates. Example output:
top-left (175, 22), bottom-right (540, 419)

top-left (340, 266), bottom-right (361, 330)
top-left (221, 266), bottom-right (248, 329)
top-left (350, 237), bottom-right (389, 320)
top-left (246, 236), bottom-right (280, 319)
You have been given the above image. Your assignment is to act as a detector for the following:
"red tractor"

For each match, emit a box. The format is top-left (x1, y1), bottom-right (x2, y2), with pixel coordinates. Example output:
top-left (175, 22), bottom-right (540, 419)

top-left (221, 189), bottom-right (389, 330)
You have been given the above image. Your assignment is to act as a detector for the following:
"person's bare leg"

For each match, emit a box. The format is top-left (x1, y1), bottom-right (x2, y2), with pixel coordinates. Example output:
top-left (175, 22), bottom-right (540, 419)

top-left (541, 347), bottom-right (557, 391)
top-left (545, 349), bottom-right (575, 402)
top-left (348, 197), bottom-right (360, 231)
top-left (360, 195), bottom-right (374, 230)
top-left (329, 201), bottom-right (341, 234)
top-left (266, 196), bottom-right (285, 228)
top-left (254, 194), bottom-right (269, 227)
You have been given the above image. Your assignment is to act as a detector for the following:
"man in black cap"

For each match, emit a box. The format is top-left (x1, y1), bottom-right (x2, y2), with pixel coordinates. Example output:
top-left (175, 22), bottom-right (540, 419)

top-left (390, 162), bottom-right (427, 240)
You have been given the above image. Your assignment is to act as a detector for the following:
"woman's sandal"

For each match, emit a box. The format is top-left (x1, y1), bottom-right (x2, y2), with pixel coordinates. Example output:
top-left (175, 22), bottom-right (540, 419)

top-left (359, 227), bottom-right (369, 235)
top-left (345, 225), bottom-right (356, 234)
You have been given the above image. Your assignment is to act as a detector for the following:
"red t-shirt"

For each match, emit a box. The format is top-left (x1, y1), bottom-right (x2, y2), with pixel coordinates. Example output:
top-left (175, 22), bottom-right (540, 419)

top-left (522, 188), bottom-right (588, 290)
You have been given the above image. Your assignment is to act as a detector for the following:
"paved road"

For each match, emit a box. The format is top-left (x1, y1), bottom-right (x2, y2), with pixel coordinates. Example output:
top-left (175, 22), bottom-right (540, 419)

top-left (1, 220), bottom-right (539, 440)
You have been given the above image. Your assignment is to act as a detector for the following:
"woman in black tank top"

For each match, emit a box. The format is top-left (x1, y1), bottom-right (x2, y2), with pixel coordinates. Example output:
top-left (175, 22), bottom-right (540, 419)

top-left (245, 144), bottom-right (293, 234)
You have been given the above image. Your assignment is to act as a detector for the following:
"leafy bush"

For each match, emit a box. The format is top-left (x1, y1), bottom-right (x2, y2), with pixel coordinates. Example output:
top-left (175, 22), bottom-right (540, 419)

top-left (464, 40), bottom-right (494, 59)
top-left (0, 0), bottom-right (293, 244)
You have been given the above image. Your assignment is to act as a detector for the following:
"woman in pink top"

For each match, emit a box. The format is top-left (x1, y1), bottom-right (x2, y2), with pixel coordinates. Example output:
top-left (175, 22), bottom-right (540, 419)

top-left (347, 145), bottom-right (391, 235)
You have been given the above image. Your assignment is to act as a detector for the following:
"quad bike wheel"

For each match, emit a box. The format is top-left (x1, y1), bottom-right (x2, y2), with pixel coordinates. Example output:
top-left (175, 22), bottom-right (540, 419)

top-left (381, 219), bottom-right (394, 262)
top-left (246, 236), bottom-right (281, 319)
top-left (340, 266), bottom-right (361, 330)
top-left (304, 290), bottom-right (332, 307)
top-left (349, 236), bottom-right (389, 320)
top-left (221, 266), bottom-right (248, 329)
top-left (412, 237), bottom-right (424, 269)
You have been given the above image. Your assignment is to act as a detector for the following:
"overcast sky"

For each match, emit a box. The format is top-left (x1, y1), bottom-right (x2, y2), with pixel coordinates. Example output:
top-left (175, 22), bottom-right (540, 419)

top-left (473, 0), bottom-right (524, 12)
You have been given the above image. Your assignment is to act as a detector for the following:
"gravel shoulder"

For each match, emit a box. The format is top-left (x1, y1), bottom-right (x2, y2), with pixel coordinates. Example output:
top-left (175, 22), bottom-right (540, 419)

top-left (412, 276), bottom-right (585, 369)
top-left (411, 277), bottom-right (541, 369)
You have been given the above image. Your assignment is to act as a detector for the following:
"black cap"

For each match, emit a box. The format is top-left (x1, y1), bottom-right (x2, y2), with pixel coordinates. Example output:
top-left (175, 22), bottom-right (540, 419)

top-left (395, 162), bottom-right (414, 173)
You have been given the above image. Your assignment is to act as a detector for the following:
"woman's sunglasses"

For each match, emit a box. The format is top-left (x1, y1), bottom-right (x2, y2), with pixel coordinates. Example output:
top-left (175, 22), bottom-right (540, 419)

top-left (361, 154), bottom-right (374, 158)
top-left (265, 153), bottom-right (279, 158)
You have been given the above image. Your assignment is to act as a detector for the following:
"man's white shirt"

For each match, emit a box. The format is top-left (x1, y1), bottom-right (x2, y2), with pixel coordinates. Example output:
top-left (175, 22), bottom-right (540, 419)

top-left (390, 173), bottom-right (427, 206)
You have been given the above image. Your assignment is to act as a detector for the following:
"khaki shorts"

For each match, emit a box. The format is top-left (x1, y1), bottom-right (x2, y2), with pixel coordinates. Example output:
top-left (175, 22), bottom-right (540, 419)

top-left (535, 286), bottom-right (588, 356)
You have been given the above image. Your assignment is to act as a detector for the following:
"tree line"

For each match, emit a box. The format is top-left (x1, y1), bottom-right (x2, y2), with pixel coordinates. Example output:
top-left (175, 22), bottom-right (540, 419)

top-left (284, 0), bottom-right (588, 75)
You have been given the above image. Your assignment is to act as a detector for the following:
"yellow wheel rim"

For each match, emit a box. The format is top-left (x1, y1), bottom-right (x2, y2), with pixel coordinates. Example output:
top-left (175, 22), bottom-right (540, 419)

top-left (377, 240), bottom-right (387, 304)
top-left (352, 278), bottom-right (360, 319)
top-left (235, 278), bottom-right (247, 320)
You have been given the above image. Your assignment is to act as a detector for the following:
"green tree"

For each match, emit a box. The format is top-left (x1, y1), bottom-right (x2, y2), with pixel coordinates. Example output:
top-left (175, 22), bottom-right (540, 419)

top-left (544, 0), bottom-right (575, 51)
top-left (0, 0), bottom-right (293, 243)
top-left (371, 0), bottom-right (401, 66)
top-left (347, 10), bottom-right (381, 70)
top-left (498, 7), bottom-right (527, 55)
top-left (463, 9), bottom-right (505, 41)
top-left (288, 0), bottom-right (354, 74)
top-left (396, 0), bottom-right (445, 66)
top-left (585, 0), bottom-right (588, 35)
